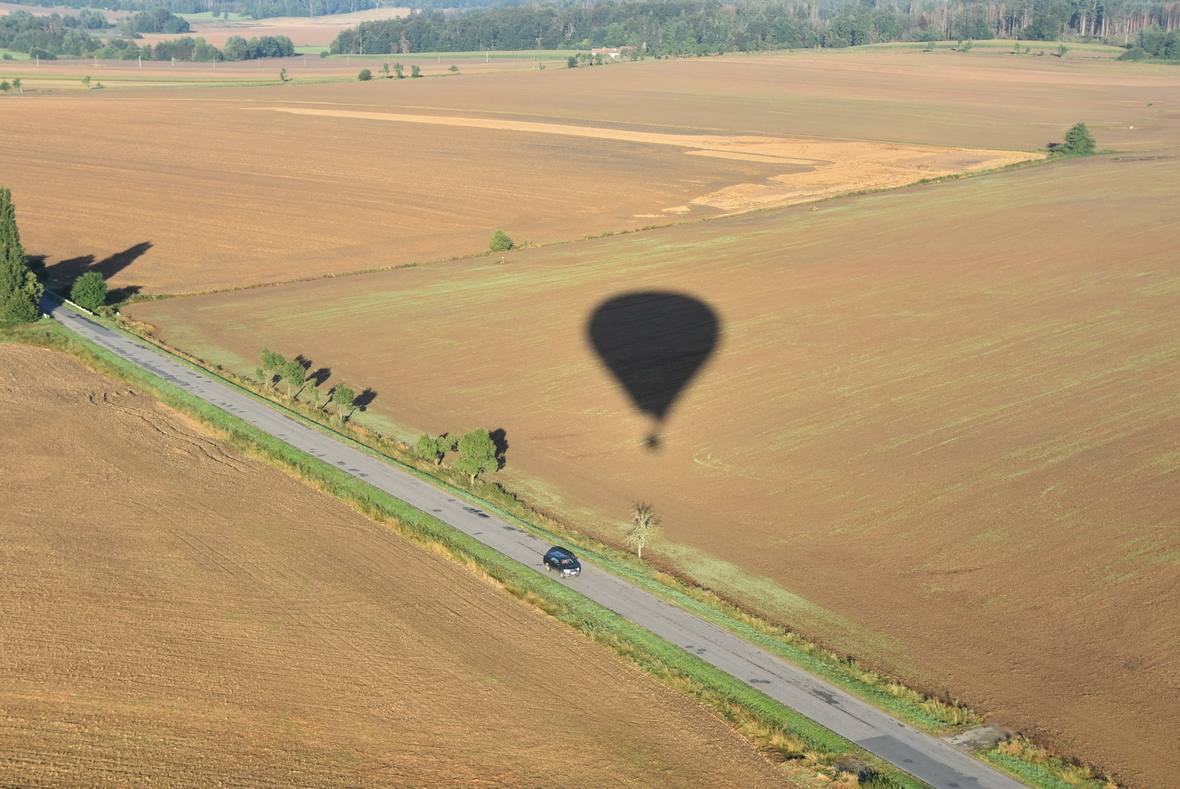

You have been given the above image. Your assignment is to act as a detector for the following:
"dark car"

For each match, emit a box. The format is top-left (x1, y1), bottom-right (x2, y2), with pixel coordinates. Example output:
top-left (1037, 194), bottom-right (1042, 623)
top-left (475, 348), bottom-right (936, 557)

top-left (543, 546), bottom-right (582, 578)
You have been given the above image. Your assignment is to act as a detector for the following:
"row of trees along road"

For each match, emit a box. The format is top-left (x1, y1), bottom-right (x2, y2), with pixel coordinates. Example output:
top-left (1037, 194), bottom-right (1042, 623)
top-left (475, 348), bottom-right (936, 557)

top-left (257, 347), bottom-right (366, 423)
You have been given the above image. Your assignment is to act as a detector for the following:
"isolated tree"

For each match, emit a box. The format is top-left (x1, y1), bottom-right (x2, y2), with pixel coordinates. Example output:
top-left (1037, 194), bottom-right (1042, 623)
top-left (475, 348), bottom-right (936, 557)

top-left (1062, 122), bottom-right (1096, 155)
top-left (414, 433), bottom-right (451, 465)
top-left (279, 67), bottom-right (289, 81)
top-left (12, 78), bottom-right (20, 92)
top-left (81, 75), bottom-right (91, 87)
top-left (489, 229), bottom-right (514, 252)
top-left (70, 271), bottom-right (107, 311)
top-left (1056, 43), bottom-right (1069, 58)
top-left (357, 68), bottom-right (372, 81)
top-left (455, 428), bottom-right (497, 483)
top-left (566, 55), bottom-right (577, 68)
top-left (448, 64), bottom-right (458, 72)
top-left (0, 81), bottom-right (9, 93)
top-left (0, 187), bottom-right (43, 323)
top-left (393, 62), bottom-right (404, 78)
top-left (282, 358), bottom-right (307, 399)
top-left (624, 503), bottom-right (659, 560)
top-left (332, 383), bottom-right (357, 422)
top-left (411, 64), bottom-right (421, 78)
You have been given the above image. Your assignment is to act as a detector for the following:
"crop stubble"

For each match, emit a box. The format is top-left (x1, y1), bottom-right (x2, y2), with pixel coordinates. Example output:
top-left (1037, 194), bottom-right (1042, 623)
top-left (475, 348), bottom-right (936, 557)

top-left (0, 345), bottom-right (787, 787)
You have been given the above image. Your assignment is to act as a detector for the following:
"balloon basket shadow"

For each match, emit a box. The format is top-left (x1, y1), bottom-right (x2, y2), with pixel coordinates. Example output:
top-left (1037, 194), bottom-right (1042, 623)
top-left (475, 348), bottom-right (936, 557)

top-left (643, 432), bottom-right (662, 451)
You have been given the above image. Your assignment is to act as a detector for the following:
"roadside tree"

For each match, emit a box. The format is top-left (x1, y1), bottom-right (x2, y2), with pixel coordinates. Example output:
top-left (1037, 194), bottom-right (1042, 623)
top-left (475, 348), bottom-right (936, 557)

top-left (455, 428), bottom-right (496, 482)
top-left (414, 433), bottom-right (451, 465)
top-left (624, 503), bottom-right (659, 559)
top-left (70, 271), bottom-right (107, 311)
top-left (260, 348), bottom-right (286, 388)
top-left (332, 383), bottom-right (357, 422)
top-left (282, 358), bottom-right (307, 399)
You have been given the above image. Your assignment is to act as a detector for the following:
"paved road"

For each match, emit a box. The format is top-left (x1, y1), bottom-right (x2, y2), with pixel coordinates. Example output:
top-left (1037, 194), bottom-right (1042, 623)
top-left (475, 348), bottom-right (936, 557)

top-left (47, 300), bottom-right (1026, 789)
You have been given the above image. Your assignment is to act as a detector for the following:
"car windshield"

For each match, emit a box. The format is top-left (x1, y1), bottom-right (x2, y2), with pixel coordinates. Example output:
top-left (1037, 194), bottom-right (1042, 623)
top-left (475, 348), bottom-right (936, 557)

top-left (559, 558), bottom-right (575, 567)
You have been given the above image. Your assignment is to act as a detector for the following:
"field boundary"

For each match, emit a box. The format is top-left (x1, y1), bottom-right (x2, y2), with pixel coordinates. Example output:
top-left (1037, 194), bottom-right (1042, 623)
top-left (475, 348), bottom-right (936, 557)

top-left (117, 139), bottom-right (1055, 305)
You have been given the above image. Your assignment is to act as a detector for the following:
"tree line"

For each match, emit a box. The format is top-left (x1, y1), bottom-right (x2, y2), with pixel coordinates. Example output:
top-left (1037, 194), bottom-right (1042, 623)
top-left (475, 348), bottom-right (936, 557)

top-left (256, 346), bottom-right (504, 484)
top-left (330, 0), bottom-right (1180, 56)
top-left (0, 13), bottom-right (294, 60)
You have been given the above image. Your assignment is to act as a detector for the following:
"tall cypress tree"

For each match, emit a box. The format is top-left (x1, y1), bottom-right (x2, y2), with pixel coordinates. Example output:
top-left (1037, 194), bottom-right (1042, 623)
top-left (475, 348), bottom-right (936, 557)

top-left (0, 187), bottom-right (43, 323)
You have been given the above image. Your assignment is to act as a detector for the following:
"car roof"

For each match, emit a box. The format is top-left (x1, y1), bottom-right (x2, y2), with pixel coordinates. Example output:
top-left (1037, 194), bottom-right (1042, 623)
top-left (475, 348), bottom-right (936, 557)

top-left (546, 546), bottom-right (575, 558)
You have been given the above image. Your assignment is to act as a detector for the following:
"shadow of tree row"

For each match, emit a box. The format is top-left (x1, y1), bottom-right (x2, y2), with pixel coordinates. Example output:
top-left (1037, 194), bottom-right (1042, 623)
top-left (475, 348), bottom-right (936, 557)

top-left (27, 241), bottom-right (153, 305)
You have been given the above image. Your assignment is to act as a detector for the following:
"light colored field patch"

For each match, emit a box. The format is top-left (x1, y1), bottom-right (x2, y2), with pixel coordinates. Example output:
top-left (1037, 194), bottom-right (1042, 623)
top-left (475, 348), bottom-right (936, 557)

top-left (256, 106), bottom-right (1040, 213)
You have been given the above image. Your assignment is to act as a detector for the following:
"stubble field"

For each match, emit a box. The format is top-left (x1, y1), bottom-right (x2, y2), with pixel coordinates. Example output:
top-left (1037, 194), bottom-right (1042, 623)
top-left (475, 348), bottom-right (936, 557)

top-left (0, 344), bottom-right (788, 787)
top-left (0, 50), bottom-right (1069, 294)
top-left (123, 51), bottom-right (1180, 786)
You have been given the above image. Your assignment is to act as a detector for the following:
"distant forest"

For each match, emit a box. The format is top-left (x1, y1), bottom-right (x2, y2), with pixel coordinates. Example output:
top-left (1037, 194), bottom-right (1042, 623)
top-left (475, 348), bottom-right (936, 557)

top-left (2, 0), bottom-right (384, 20)
top-left (329, 0), bottom-right (1180, 55)
top-left (0, 10), bottom-right (294, 59)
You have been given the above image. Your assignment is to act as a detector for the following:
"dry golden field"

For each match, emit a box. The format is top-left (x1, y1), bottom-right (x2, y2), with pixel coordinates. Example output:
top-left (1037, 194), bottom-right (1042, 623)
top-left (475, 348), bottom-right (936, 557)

top-left (0, 344), bottom-right (788, 787)
top-left (122, 51), bottom-right (1180, 786)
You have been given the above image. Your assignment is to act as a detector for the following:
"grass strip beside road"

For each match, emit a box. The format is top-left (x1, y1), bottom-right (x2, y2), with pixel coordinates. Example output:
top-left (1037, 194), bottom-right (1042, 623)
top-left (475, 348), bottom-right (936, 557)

top-left (1, 317), bottom-right (925, 788)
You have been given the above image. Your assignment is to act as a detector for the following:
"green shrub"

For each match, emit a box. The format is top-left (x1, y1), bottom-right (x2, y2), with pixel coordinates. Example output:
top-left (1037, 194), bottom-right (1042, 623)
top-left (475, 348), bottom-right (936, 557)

top-left (1061, 122), bottom-right (1096, 155)
top-left (357, 68), bottom-right (372, 81)
top-left (70, 271), bottom-right (107, 311)
top-left (489, 229), bottom-right (514, 252)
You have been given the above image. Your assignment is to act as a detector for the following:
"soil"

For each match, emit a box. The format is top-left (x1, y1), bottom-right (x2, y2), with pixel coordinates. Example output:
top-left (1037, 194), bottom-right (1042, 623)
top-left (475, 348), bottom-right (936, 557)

top-left (16, 48), bottom-right (1180, 785)
top-left (0, 344), bottom-right (788, 788)
top-left (6, 48), bottom-right (1150, 295)
top-left (129, 150), bottom-right (1180, 787)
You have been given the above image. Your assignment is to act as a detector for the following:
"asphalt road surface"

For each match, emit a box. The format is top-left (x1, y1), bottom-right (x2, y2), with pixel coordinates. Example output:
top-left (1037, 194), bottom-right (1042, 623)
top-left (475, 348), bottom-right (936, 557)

top-left (46, 300), bottom-right (1027, 789)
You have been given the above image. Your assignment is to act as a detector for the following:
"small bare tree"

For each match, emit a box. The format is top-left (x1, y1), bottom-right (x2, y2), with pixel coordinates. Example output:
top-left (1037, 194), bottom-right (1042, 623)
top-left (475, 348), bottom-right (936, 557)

top-left (625, 503), bottom-right (659, 560)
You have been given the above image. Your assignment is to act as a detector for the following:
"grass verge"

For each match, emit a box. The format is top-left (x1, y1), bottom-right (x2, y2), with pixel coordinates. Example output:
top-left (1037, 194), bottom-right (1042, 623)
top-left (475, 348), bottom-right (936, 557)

top-left (1, 315), bottom-right (925, 789)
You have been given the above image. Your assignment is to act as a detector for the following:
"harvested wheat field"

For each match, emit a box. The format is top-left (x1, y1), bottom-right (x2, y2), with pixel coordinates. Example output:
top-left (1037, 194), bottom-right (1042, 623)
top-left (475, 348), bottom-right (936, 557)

top-left (0, 343), bottom-right (789, 787)
top-left (129, 146), bottom-right (1180, 787)
top-left (6, 48), bottom-right (1158, 295)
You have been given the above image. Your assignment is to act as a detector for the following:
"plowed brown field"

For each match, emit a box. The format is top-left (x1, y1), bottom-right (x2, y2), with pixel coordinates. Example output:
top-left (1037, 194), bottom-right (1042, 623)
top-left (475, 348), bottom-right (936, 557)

top-left (3, 48), bottom-right (1122, 295)
top-left (0, 344), bottom-right (788, 787)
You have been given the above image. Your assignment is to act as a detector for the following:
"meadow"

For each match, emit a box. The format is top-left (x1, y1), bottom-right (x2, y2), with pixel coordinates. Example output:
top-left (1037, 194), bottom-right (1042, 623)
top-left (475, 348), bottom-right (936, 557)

top-left (120, 48), bottom-right (1180, 786)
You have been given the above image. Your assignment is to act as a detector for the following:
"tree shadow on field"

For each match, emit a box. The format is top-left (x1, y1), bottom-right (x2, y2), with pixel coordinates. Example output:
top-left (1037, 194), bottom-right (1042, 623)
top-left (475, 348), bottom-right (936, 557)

top-left (489, 427), bottom-right (509, 470)
top-left (309, 366), bottom-right (332, 387)
top-left (32, 241), bottom-right (154, 305)
top-left (354, 388), bottom-right (378, 412)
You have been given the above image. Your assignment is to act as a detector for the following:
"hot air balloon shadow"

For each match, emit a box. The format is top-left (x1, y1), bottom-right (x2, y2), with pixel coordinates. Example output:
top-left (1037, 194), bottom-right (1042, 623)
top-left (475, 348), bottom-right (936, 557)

top-left (587, 291), bottom-right (721, 450)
